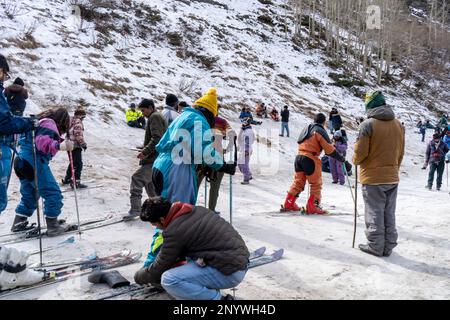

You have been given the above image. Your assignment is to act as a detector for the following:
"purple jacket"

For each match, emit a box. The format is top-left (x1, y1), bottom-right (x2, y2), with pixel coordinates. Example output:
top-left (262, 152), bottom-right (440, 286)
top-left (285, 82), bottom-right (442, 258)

top-left (334, 140), bottom-right (347, 158)
top-left (35, 118), bottom-right (63, 157)
top-left (425, 140), bottom-right (449, 164)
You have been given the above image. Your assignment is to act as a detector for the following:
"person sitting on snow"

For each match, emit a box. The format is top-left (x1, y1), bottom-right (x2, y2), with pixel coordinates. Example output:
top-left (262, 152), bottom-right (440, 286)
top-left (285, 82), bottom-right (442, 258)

top-left (283, 113), bottom-right (345, 214)
top-left (12, 108), bottom-right (75, 236)
top-left (269, 107), bottom-right (280, 122)
top-left (255, 103), bottom-right (268, 118)
top-left (134, 197), bottom-right (249, 300)
top-left (0, 246), bottom-right (46, 291)
top-left (126, 103), bottom-right (146, 129)
top-left (422, 133), bottom-right (449, 191)
top-left (328, 130), bottom-right (347, 185)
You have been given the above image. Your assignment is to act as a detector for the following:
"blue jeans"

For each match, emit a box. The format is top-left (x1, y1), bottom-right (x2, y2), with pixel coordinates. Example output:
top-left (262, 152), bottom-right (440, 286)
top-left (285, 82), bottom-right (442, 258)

top-left (281, 122), bottom-right (289, 137)
top-left (15, 156), bottom-right (63, 218)
top-left (161, 260), bottom-right (247, 300)
top-left (0, 145), bottom-right (12, 214)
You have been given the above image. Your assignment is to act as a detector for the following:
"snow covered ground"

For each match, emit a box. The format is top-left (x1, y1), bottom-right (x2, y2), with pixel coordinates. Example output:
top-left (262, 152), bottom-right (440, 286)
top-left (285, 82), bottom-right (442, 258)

top-left (1, 110), bottom-right (449, 300)
top-left (0, 0), bottom-right (449, 300)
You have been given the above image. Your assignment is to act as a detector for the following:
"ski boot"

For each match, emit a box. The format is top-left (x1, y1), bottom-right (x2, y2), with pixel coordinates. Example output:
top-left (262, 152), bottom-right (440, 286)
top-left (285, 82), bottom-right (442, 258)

top-left (0, 246), bottom-right (46, 291)
top-left (45, 217), bottom-right (74, 237)
top-left (306, 195), bottom-right (328, 215)
top-left (281, 193), bottom-right (301, 212)
top-left (10, 215), bottom-right (36, 233)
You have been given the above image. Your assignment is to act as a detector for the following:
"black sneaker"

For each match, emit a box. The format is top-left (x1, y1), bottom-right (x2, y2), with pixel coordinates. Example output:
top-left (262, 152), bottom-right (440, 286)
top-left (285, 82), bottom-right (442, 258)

top-left (71, 181), bottom-right (88, 189)
top-left (358, 244), bottom-right (383, 257)
top-left (61, 179), bottom-right (71, 186)
top-left (221, 294), bottom-right (235, 300)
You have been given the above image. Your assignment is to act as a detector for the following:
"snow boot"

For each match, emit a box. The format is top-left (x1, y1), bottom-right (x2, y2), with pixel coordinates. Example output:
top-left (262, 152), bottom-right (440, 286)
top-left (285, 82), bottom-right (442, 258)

top-left (10, 215), bottom-right (35, 233)
top-left (306, 195), bottom-right (327, 215)
top-left (61, 178), bottom-right (71, 186)
top-left (70, 181), bottom-right (88, 189)
top-left (241, 181), bottom-right (250, 185)
top-left (45, 217), bottom-right (73, 237)
top-left (283, 193), bottom-right (301, 212)
top-left (123, 210), bottom-right (141, 221)
top-left (221, 294), bottom-right (235, 300)
top-left (0, 246), bottom-right (46, 291)
top-left (358, 244), bottom-right (383, 257)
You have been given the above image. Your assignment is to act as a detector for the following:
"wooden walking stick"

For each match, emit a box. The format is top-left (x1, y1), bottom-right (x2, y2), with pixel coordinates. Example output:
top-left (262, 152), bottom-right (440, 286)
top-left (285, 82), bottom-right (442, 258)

top-left (352, 165), bottom-right (358, 248)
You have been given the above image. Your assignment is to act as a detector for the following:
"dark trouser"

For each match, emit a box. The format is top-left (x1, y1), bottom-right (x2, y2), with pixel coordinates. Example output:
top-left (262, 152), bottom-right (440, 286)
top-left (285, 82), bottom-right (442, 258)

top-left (421, 132), bottom-right (425, 142)
top-left (130, 164), bottom-right (156, 213)
top-left (362, 184), bottom-right (399, 255)
top-left (427, 161), bottom-right (445, 189)
top-left (197, 169), bottom-right (225, 212)
top-left (64, 148), bottom-right (83, 182)
top-left (128, 118), bottom-right (146, 129)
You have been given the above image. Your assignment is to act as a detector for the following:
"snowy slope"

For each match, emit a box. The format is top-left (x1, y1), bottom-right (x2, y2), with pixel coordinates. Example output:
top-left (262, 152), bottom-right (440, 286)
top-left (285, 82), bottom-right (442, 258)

top-left (1, 0), bottom-right (449, 300)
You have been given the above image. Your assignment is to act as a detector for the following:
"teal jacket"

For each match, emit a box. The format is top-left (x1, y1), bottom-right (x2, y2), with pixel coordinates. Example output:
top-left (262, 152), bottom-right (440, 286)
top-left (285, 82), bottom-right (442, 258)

top-left (153, 107), bottom-right (223, 205)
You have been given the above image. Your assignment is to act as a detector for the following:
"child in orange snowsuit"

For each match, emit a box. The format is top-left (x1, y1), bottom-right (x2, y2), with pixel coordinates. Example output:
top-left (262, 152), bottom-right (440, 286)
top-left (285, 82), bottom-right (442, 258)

top-left (283, 113), bottom-right (345, 214)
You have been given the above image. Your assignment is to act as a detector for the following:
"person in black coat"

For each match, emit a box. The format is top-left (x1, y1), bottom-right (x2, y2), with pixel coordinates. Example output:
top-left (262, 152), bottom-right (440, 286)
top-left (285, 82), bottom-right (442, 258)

top-left (4, 77), bottom-right (28, 116)
top-left (280, 105), bottom-right (290, 137)
top-left (329, 108), bottom-right (343, 134)
top-left (134, 197), bottom-right (249, 300)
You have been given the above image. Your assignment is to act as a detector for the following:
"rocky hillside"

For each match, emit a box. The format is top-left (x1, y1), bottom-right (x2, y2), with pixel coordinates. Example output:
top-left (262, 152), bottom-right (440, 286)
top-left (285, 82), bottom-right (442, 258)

top-left (0, 0), bottom-right (447, 128)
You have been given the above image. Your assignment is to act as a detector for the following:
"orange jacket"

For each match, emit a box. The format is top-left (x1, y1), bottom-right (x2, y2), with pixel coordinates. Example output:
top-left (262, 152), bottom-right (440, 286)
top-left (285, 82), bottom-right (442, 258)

top-left (297, 124), bottom-right (336, 159)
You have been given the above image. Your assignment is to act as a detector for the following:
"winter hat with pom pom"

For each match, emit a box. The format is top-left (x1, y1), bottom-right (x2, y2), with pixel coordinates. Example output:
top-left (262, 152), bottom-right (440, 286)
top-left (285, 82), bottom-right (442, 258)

top-left (194, 87), bottom-right (218, 117)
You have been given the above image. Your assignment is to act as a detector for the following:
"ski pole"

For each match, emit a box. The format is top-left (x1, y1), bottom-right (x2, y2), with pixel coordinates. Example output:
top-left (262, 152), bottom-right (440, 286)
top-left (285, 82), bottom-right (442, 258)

top-left (204, 174), bottom-right (208, 208)
top-left (343, 163), bottom-right (355, 206)
top-left (230, 136), bottom-right (237, 226)
top-left (68, 150), bottom-right (82, 236)
top-left (30, 123), bottom-right (44, 267)
top-left (6, 135), bottom-right (19, 189)
top-left (352, 165), bottom-right (358, 249)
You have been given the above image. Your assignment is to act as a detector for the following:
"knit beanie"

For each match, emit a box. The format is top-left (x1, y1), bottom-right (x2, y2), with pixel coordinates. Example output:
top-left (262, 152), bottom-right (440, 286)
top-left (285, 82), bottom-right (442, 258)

top-left (365, 91), bottom-right (386, 111)
top-left (165, 94), bottom-right (179, 108)
top-left (13, 77), bottom-right (24, 86)
top-left (194, 88), bottom-right (218, 117)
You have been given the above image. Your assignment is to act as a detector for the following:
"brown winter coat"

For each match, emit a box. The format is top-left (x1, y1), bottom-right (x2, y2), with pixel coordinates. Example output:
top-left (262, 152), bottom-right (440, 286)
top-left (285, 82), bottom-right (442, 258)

top-left (144, 203), bottom-right (250, 284)
top-left (140, 111), bottom-right (167, 166)
top-left (353, 106), bottom-right (405, 185)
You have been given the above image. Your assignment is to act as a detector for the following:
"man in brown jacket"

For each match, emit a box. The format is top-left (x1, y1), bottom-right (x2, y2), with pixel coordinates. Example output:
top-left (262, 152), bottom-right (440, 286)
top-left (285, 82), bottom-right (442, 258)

top-left (134, 197), bottom-right (249, 300)
top-left (125, 99), bottom-right (167, 220)
top-left (353, 91), bottom-right (405, 257)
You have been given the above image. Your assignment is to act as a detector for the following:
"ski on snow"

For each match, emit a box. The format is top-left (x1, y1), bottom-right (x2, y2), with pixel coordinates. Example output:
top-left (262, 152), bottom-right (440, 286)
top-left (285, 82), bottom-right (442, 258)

top-left (94, 247), bottom-right (282, 300)
top-left (0, 251), bottom-right (142, 298)
top-left (0, 214), bottom-right (113, 240)
top-left (0, 214), bottom-right (139, 246)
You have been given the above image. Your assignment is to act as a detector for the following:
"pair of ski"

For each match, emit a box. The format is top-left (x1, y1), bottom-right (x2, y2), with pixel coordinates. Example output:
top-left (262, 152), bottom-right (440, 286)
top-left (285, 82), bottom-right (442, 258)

top-left (0, 250), bottom-right (142, 298)
top-left (94, 247), bottom-right (284, 300)
top-left (0, 214), bottom-right (140, 245)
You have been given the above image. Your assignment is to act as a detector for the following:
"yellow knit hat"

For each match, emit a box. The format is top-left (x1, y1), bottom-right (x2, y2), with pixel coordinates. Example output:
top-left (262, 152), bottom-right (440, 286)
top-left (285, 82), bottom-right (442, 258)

top-left (194, 87), bottom-right (218, 117)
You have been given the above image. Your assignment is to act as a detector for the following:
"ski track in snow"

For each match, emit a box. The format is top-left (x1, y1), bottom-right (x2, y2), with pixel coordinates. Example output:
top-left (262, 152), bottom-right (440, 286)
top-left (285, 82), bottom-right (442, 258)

top-left (0, 0), bottom-right (448, 300)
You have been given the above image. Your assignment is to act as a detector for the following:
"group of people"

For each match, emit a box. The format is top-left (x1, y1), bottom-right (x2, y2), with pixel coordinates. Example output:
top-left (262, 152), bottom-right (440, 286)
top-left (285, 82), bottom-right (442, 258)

top-left (283, 91), bottom-right (405, 257)
top-left (1, 48), bottom-right (440, 299)
top-left (0, 54), bottom-right (93, 290)
top-left (241, 104), bottom-right (291, 138)
top-left (416, 114), bottom-right (448, 143)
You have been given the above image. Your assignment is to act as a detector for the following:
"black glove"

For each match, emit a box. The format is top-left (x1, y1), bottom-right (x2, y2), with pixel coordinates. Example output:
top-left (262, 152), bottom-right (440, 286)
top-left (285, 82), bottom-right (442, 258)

top-left (81, 143), bottom-right (87, 151)
top-left (329, 150), bottom-right (345, 163)
top-left (219, 163), bottom-right (237, 175)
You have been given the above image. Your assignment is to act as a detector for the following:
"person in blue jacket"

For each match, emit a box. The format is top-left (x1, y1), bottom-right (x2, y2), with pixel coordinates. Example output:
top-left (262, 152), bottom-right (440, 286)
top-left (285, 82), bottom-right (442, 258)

top-left (444, 126), bottom-right (450, 164)
top-left (0, 54), bottom-right (35, 216)
top-left (152, 87), bottom-right (236, 205)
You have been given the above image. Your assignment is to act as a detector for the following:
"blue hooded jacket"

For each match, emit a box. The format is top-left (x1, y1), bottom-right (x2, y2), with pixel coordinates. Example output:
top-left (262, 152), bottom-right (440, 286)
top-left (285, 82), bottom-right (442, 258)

top-left (153, 107), bottom-right (223, 204)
